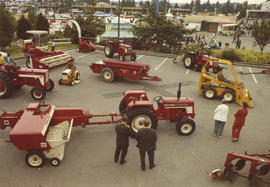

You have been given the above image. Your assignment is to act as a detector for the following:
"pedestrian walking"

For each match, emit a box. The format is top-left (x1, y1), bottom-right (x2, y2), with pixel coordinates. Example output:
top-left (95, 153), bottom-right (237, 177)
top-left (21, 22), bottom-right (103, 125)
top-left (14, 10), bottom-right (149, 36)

top-left (213, 100), bottom-right (229, 138)
top-left (232, 102), bottom-right (248, 142)
top-left (51, 39), bottom-right (55, 51)
top-left (137, 120), bottom-right (157, 171)
top-left (114, 116), bottom-right (131, 165)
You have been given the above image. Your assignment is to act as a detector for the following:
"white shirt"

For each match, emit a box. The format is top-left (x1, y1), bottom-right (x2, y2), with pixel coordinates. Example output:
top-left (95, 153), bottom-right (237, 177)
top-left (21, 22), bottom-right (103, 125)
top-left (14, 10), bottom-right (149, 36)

top-left (214, 104), bottom-right (229, 122)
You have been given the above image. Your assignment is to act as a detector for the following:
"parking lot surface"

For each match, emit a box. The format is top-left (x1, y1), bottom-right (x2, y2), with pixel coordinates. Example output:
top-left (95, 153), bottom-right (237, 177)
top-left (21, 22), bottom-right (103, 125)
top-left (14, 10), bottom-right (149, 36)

top-left (0, 49), bottom-right (270, 187)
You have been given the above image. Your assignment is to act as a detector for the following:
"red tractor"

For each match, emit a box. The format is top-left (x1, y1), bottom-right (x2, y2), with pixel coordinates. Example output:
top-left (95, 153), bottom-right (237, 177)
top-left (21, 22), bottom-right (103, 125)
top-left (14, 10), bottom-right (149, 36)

top-left (0, 64), bottom-right (54, 100)
top-left (174, 50), bottom-right (220, 72)
top-left (104, 40), bottom-right (136, 62)
top-left (119, 83), bottom-right (196, 135)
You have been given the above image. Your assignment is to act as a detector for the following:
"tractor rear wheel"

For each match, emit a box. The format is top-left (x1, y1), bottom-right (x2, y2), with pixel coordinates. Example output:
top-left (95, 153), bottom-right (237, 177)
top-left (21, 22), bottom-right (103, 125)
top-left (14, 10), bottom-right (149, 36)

top-left (119, 54), bottom-right (125, 61)
top-left (119, 98), bottom-right (127, 114)
top-left (176, 118), bottom-right (196, 136)
top-left (25, 151), bottom-right (45, 168)
top-left (203, 86), bottom-right (217, 99)
top-left (221, 90), bottom-right (235, 103)
top-left (101, 68), bottom-right (115, 83)
top-left (183, 55), bottom-right (195, 69)
top-left (46, 79), bottom-right (55, 91)
top-left (31, 87), bottom-right (46, 100)
top-left (104, 44), bottom-right (114, 58)
top-left (0, 72), bottom-right (12, 98)
top-left (127, 107), bottom-right (158, 133)
top-left (130, 54), bottom-right (136, 61)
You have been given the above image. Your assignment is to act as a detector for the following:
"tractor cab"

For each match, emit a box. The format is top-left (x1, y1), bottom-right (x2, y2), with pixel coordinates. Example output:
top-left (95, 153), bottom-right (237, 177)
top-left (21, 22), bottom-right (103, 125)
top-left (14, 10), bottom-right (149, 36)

top-left (198, 59), bottom-right (252, 107)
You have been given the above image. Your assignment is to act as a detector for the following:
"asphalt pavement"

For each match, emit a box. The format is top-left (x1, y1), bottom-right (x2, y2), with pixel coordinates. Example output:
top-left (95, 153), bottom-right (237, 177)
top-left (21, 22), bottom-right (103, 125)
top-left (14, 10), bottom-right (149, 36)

top-left (0, 49), bottom-right (270, 187)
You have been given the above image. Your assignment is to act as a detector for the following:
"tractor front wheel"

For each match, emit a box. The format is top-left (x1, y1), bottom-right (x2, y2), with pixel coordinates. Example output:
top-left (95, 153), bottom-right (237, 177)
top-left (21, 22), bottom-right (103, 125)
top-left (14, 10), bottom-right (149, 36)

top-left (101, 68), bottom-right (115, 83)
top-left (176, 118), bottom-right (196, 136)
top-left (130, 54), bottom-right (136, 61)
top-left (203, 86), bottom-right (217, 100)
top-left (127, 107), bottom-right (158, 134)
top-left (31, 87), bottom-right (46, 100)
top-left (183, 55), bottom-right (195, 69)
top-left (46, 79), bottom-right (55, 91)
top-left (104, 44), bottom-right (114, 58)
top-left (119, 98), bottom-right (127, 114)
top-left (25, 151), bottom-right (45, 168)
top-left (119, 54), bottom-right (125, 61)
top-left (50, 157), bottom-right (60, 167)
top-left (58, 79), bottom-right (63, 85)
top-left (0, 73), bottom-right (12, 98)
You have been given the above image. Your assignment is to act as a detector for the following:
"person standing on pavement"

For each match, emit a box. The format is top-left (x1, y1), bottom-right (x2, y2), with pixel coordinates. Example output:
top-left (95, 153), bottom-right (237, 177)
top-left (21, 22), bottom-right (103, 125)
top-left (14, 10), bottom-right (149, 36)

top-left (232, 102), bottom-right (248, 142)
top-left (51, 39), bottom-right (55, 51)
top-left (213, 100), bottom-right (229, 138)
top-left (114, 116), bottom-right (131, 165)
top-left (137, 120), bottom-right (157, 171)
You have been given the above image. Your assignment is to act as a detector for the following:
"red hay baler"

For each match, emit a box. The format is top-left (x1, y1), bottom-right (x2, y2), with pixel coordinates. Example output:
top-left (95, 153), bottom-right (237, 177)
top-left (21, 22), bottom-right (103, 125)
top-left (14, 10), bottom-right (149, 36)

top-left (0, 102), bottom-right (122, 167)
top-left (89, 59), bottom-right (161, 83)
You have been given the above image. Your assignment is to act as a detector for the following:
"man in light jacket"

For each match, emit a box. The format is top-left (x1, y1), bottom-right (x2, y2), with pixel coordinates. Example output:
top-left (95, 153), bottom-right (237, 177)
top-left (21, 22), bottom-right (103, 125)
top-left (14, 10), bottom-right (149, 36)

top-left (213, 99), bottom-right (229, 138)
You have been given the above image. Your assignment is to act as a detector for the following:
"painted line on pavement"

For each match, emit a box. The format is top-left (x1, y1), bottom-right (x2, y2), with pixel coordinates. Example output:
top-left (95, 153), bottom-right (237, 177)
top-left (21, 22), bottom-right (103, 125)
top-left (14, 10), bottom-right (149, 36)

top-left (155, 58), bottom-right (168, 70)
top-left (76, 54), bottom-right (90, 59)
top-left (186, 69), bottom-right (190, 74)
top-left (248, 67), bottom-right (258, 84)
top-left (136, 55), bottom-right (144, 61)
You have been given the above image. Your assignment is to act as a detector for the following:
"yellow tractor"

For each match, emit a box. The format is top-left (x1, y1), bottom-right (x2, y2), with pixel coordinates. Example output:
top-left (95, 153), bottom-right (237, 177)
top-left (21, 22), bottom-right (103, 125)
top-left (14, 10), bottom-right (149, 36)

top-left (198, 59), bottom-right (253, 107)
top-left (58, 63), bottom-right (80, 86)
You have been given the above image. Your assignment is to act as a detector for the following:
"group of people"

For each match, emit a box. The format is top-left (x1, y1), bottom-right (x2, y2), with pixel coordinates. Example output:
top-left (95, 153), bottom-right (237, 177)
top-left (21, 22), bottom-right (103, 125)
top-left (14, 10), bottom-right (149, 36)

top-left (114, 116), bottom-right (157, 171)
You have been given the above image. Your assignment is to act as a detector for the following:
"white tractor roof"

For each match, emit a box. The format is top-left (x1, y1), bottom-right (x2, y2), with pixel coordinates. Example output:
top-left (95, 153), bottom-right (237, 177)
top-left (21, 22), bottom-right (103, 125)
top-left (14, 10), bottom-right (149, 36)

top-left (26, 30), bottom-right (48, 35)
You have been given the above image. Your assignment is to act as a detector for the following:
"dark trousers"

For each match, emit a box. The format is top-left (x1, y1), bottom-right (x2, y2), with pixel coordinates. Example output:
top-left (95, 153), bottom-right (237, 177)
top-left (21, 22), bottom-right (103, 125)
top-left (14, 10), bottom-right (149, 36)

top-left (139, 149), bottom-right (154, 169)
top-left (114, 145), bottom-right (128, 162)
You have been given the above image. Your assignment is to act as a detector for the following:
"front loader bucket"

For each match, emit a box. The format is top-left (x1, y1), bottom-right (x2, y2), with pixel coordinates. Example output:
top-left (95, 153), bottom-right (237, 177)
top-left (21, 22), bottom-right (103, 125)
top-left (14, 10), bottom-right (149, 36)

top-left (241, 89), bottom-right (253, 108)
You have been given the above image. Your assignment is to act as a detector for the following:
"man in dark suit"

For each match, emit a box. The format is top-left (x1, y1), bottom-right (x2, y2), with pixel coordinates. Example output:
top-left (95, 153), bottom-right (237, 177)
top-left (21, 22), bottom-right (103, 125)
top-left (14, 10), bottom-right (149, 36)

top-left (137, 120), bottom-right (157, 171)
top-left (114, 116), bottom-right (130, 165)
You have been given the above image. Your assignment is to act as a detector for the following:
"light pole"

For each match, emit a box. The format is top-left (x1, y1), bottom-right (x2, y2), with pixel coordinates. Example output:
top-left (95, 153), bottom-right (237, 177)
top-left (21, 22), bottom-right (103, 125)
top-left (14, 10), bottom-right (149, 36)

top-left (117, 0), bottom-right (121, 39)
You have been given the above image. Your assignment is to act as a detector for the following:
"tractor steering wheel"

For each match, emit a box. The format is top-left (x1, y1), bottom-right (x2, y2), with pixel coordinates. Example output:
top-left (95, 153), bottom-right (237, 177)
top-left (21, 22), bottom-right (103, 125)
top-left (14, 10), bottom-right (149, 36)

top-left (152, 96), bottom-right (164, 104)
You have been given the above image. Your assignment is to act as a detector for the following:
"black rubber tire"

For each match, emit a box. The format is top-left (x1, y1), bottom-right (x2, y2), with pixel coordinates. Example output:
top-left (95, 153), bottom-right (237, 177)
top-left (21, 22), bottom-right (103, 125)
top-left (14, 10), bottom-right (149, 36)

top-left (203, 86), bottom-right (217, 100)
top-left (176, 118), bottom-right (196, 136)
top-left (104, 44), bottom-right (114, 58)
top-left (31, 87), bottom-right (46, 100)
top-left (58, 79), bottom-right (63, 85)
top-left (50, 157), bottom-right (61, 167)
top-left (127, 107), bottom-right (158, 134)
top-left (25, 151), bottom-right (45, 168)
top-left (69, 80), bottom-right (74, 86)
top-left (221, 89), bottom-right (236, 103)
top-left (46, 79), bottom-right (54, 91)
top-left (0, 72), bottom-right (12, 98)
top-left (257, 165), bottom-right (270, 176)
top-left (119, 54), bottom-right (125, 61)
top-left (119, 98), bottom-right (127, 114)
top-left (25, 57), bottom-right (31, 68)
top-left (130, 54), bottom-right (136, 61)
top-left (183, 55), bottom-right (195, 69)
top-left (101, 68), bottom-right (115, 83)
top-left (76, 73), bottom-right (80, 80)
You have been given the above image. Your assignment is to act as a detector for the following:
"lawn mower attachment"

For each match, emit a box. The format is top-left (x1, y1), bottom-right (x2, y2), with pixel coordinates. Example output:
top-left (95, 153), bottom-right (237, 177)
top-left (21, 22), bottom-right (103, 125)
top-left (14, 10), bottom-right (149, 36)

top-left (210, 152), bottom-right (270, 186)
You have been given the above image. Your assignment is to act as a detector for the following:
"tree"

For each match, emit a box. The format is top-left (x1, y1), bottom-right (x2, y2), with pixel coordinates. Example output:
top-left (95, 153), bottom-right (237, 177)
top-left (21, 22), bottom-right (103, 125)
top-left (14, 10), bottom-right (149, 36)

top-left (237, 7), bottom-right (246, 21)
top-left (252, 20), bottom-right (270, 54)
top-left (35, 13), bottom-right (49, 31)
top-left (0, 6), bottom-right (16, 51)
top-left (132, 13), bottom-right (192, 51)
top-left (17, 15), bottom-right (33, 40)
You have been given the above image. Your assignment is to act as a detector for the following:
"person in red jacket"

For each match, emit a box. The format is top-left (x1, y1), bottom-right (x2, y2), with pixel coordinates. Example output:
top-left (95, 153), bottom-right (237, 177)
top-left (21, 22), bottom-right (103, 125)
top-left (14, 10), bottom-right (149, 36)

top-left (232, 102), bottom-right (248, 142)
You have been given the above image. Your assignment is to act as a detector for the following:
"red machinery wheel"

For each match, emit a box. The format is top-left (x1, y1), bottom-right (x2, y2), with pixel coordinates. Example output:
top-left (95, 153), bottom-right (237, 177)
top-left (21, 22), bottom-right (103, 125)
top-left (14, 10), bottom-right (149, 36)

top-left (0, 72), bottom-right (12, 98)
top-left (183, 55), bottom-right (195, 69)
top-left (127, 107), bottom-right (158, 133)
top-left (203, 86), bottom-right (217, 100)
top-left (101, 68), bottom-right (115, 83)
top-left (25, 151), bottom-right (45, 168)
top-left (104, 44), bottom-right (114, 58)
top-left (31, 87), bottom-right (46, 100)
top-left (119, 54), bottom-right (125, 61)
top-left (50, 157), bottom-right (60, 167)
top-left (45, 79), bottom-right (55, 91)
top-left (176, 118), bottom-right (196, 136)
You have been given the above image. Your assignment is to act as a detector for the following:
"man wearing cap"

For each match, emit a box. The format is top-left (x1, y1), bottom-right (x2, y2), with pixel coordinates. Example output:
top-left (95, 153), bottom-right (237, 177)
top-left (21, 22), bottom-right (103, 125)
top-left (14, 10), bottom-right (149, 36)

top-left (114, 116), bottom-right (131, 165)
top-left (137, 120), bottom-right (157, 171)
top-left (213, 99), bottom-right (229, 138)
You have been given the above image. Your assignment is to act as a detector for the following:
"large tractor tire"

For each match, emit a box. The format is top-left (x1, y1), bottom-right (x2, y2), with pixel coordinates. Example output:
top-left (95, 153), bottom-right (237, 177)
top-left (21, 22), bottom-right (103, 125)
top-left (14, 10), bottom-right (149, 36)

top-left (45, 79), bottom-right (55, 91)
top-left (183, 55), bottom-right (195, 69)
top-left (101, 68), bottom-right (115, 83)
top-left (221, 89), bottom-right (235, 103)
top-left (104, 44), bottom-right (114, 58)
top-left (119, 98), bottom-right (127, 114)
top-left (127, 107), bottom-right (158, 134)
top-left (25, 151), bottom-right (45, 168)
top-left (176, 118), bottom-right (196, 136)
top-left (0, 72), bottom-right (13, 99)
top-left (31, 87), bottom-right (46, 100)
top-left (203, 86), bottom-right (217, 100)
